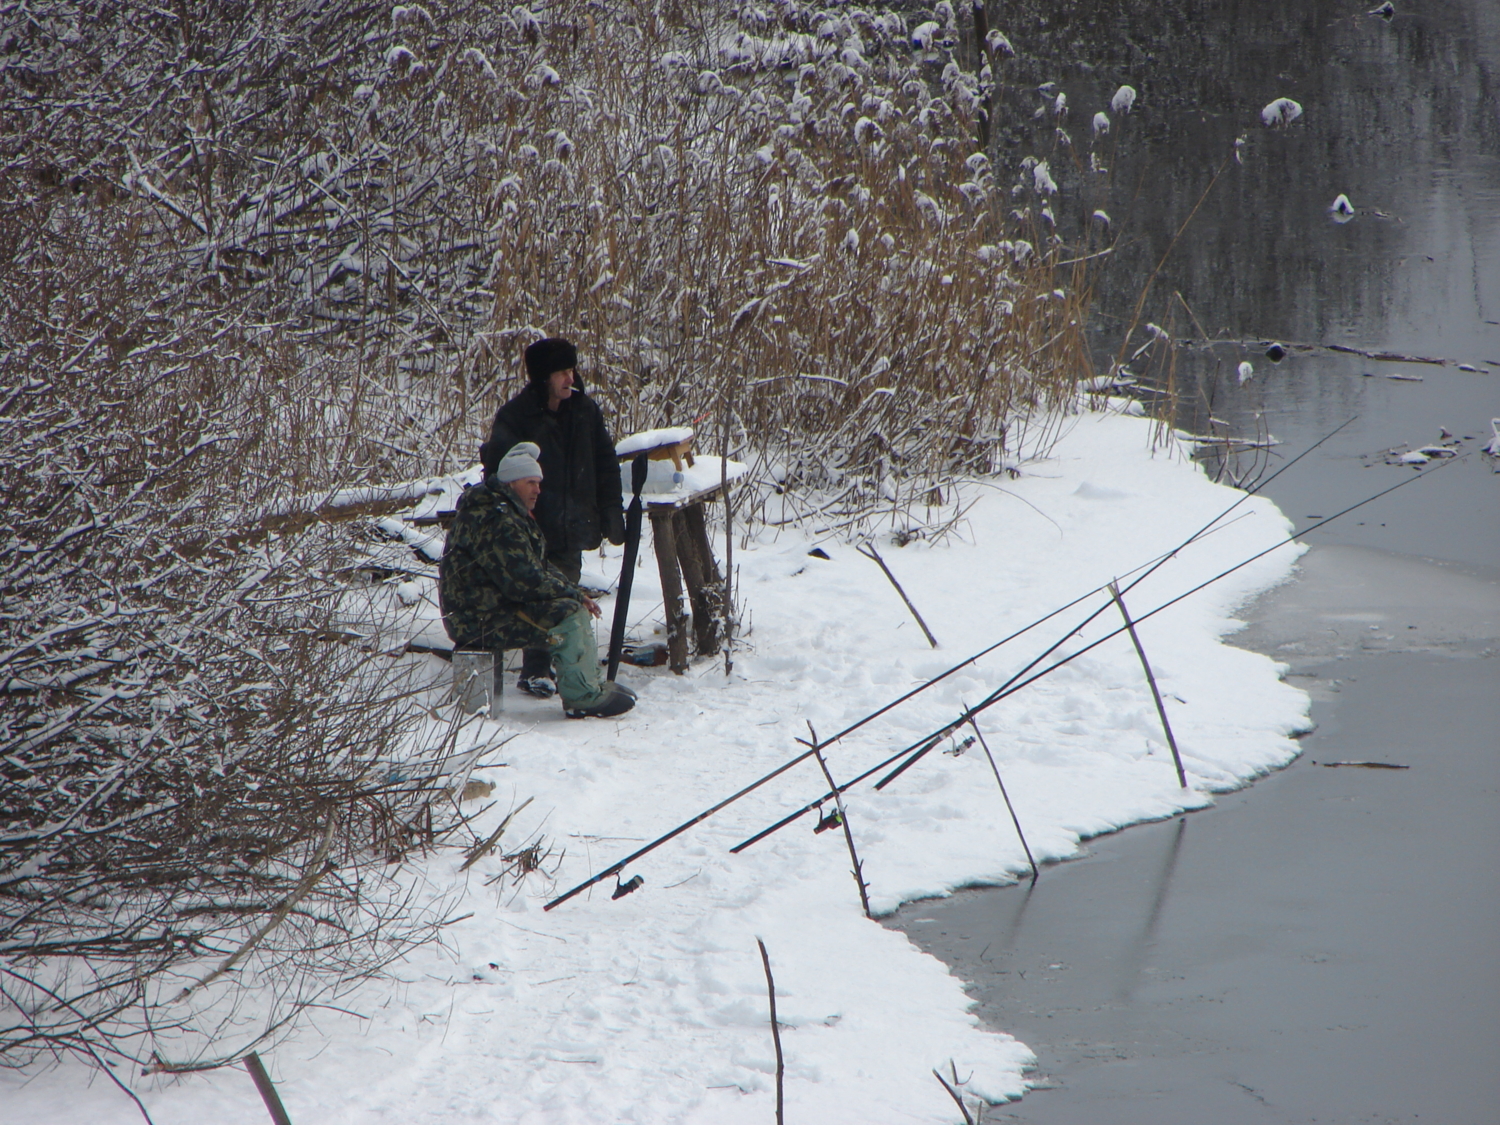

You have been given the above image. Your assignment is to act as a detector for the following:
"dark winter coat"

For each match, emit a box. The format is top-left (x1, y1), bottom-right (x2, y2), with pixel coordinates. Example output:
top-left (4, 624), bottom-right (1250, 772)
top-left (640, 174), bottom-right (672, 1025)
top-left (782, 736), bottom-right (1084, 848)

top-left (479, 379), bottom-right (624, 553)
top-left (438, 477), bottom-right (585, 651)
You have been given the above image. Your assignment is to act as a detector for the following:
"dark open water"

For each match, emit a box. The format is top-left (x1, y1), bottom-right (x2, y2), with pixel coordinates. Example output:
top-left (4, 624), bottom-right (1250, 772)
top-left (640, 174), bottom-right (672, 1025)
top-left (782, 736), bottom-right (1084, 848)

top-left (890, 2), bottom-right (1500, 1121)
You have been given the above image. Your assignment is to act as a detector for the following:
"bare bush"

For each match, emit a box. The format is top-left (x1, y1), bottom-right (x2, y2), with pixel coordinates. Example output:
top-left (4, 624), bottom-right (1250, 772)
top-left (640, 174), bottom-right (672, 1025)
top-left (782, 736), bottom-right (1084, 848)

top-left (0, 0), bottom-right (1087, 1080)
top-left (1, 5), bottom-right (462, 1071)
top-left (0, 284), bottom-right (455, 1072)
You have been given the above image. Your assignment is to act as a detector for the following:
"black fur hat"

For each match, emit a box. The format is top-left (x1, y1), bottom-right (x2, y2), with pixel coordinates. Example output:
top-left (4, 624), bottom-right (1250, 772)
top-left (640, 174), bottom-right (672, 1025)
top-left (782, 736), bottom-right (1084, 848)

top-left (524, 337), bottom-right (578, 383)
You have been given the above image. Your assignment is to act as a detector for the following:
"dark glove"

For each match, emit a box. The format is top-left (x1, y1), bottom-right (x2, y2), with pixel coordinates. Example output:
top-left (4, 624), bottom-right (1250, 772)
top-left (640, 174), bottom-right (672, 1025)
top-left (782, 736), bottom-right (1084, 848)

top-left (604, 507), bottom-right (627, 546)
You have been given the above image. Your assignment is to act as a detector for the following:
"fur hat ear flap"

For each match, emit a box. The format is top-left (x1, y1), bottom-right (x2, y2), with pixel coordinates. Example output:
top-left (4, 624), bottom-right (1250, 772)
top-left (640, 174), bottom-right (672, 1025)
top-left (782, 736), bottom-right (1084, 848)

top-left (525, 337), bottom-right (578, 382)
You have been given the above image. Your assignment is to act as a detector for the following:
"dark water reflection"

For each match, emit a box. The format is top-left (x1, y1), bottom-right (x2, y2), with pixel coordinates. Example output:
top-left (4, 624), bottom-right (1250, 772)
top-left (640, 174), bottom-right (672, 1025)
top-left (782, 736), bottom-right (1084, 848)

top-left (890, 3), bottom-right (1500, 1121)
top-left (994, 0), bottom-right (1500, 567)
top-left (997, 0), bottom-right (1499, 349)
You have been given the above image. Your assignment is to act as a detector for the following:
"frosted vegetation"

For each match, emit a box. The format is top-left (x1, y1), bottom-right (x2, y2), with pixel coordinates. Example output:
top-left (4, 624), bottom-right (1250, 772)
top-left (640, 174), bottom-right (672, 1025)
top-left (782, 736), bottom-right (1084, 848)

top-left (1, 0), bottom-right (1095, 1078)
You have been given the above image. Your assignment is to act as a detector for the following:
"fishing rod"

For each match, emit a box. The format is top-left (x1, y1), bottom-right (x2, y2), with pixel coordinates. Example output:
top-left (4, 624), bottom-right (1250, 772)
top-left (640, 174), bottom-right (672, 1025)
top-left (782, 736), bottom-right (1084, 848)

top-left (543, 531), bottom-right (1231, 912)
top-left (764, 415), bottom-right (1352, 757)
top-left (748, 417), bottom-right (1356, 812)
top-left (543, 419), bottom-right (1356, 910)
top-left (732, 454), bottom-right (1462, 851)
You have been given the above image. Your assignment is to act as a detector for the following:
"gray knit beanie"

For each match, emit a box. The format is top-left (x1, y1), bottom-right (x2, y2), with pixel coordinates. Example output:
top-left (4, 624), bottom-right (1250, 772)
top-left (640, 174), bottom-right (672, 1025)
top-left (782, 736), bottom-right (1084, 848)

top-left (494, 442), bottom-right (543, 483)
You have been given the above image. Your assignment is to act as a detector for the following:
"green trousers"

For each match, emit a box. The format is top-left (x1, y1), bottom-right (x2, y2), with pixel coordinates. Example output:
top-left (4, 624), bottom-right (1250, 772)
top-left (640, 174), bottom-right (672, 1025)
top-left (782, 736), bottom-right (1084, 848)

top-left (547, 608), bottom-right (606, 707)
top-left (523, 551), bottom-right (582, 680)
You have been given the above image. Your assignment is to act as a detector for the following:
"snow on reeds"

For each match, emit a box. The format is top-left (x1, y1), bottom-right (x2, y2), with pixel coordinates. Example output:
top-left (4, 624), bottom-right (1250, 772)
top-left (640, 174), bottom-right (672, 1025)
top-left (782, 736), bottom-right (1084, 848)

top-left (7, 0), bottom-right (1086, 540)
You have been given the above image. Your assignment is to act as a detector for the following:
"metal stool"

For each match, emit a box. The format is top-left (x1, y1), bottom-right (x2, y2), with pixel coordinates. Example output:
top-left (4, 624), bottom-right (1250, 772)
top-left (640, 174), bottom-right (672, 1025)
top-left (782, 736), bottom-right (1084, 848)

top-left (452, 649), bottom-right (504, 715)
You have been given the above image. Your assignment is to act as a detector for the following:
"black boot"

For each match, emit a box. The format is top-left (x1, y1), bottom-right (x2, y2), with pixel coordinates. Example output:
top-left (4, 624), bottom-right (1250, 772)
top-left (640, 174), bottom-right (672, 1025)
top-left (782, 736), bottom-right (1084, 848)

top-left (518, 648), bottom-right (556, 698)
top-left (564, 682), bottom-right (636, 719)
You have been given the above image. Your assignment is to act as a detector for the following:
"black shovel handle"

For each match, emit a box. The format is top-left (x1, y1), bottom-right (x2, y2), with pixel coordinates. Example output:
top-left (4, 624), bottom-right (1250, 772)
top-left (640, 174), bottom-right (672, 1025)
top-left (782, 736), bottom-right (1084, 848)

top-left (606, 453), bottom-right (650, 681)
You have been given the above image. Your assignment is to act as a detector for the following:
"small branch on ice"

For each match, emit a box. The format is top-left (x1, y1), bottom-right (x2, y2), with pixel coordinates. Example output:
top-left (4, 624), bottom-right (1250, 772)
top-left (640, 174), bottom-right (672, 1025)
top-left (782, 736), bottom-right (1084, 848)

top-left (1316, 760), bottom-right (1410, 770)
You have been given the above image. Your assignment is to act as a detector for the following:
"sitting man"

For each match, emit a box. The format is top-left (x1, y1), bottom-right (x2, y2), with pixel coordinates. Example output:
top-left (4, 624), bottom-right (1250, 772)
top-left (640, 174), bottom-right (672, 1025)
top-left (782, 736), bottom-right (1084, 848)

top-left (439, 442), bottom-right (635, 719)
top-left (479, 336), bottom-right (625, 699)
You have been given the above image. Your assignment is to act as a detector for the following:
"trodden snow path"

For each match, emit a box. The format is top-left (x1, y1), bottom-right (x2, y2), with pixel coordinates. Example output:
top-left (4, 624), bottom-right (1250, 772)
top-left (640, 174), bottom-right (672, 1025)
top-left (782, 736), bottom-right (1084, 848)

top-left (6, 412), bottom-right (1312, 1123)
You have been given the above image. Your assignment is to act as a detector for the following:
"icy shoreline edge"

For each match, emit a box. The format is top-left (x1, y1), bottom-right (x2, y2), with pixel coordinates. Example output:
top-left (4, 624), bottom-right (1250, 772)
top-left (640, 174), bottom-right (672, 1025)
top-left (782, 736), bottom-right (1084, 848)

top-left (6, 412), bottom-right (1312, 1124)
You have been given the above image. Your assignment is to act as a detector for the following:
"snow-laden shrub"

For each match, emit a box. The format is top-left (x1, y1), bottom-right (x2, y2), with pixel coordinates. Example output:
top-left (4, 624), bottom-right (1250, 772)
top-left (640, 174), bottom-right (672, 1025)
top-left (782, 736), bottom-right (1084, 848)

top-left (0, 294), bottom-right (457, 1072)
top-left (1, 0), bottom-right (1088, 1066)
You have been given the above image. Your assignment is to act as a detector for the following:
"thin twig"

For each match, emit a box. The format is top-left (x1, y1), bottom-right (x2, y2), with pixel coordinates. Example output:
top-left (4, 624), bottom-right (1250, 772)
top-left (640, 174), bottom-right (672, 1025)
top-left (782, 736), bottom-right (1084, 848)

top-left (174, 812), bottom-right (339, 1002)
top-left (855, 541), bottom-right (939, 648)
top-left (757, 938), bottom-right (785, 1125)
top-left (460, 796), bottom-right (535, 872)
top-left (81, 1039), bottom-right (157, 1125)
top-left (1113, 148), bottom-right (1237, 374)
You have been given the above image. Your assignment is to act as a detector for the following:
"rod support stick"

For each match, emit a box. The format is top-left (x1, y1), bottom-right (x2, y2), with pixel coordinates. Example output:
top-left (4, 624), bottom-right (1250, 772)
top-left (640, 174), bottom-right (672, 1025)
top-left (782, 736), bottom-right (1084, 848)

top-left (757, 939), bottom-right (785, 1125)
top-left (808, 723), bottom-right (872, 919)
top-left (965, 709), bottom-right (1039, 881)
top-left (857, 540), bottom-right (939, 648)
top-left (1109, 580), bottom-right (1188, 787)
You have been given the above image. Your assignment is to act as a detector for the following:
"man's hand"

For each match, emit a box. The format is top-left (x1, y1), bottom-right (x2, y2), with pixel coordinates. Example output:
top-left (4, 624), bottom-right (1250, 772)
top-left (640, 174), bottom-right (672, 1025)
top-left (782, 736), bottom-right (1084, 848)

top-left (582, 594), bottom-right (602, 619)
top-left (604, 508), bottom-right (627, 546)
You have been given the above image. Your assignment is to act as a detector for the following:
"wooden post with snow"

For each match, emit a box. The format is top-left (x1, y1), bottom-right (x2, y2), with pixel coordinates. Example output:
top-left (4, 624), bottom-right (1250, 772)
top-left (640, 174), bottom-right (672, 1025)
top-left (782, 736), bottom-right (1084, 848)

top-left (615, 428), bottom-right (743, 674)
top-left (676, 502), bottom-right (725, 654)
top-left (647, 508), bottom-right (691, 674)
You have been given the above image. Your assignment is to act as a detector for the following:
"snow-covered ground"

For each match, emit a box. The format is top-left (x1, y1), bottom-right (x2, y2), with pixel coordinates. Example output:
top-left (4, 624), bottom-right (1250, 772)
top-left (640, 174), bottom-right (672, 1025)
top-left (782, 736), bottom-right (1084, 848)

top-left (6, 411), bottom-right (1312, 1123)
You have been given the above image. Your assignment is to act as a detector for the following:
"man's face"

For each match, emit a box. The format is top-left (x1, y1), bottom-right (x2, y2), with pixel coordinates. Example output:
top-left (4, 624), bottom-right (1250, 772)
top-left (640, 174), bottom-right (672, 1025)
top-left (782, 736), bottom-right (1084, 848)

top-left (510, 476), bottom-right (543, 511)
top-left (547, 367), bottom-right (575, 404)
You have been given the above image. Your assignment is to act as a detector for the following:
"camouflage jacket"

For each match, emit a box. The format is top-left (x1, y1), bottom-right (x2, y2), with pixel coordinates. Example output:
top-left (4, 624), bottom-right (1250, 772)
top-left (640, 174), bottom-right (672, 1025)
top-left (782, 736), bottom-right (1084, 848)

top-left (438, 477), bottom-right (585, 651)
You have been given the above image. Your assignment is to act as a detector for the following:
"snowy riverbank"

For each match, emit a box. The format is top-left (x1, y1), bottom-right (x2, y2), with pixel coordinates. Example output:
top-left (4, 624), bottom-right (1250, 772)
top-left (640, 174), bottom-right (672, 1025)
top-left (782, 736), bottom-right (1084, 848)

top-left (6, 411), bottom-right (1313, 1124)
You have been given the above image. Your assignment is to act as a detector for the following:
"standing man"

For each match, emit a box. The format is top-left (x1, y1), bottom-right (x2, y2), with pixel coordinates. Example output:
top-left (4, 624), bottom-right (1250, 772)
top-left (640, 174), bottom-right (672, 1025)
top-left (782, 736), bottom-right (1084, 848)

top-left (480, 337), bottom-right (626, 697)
top-left (439, 443), bottom-right (635, 718)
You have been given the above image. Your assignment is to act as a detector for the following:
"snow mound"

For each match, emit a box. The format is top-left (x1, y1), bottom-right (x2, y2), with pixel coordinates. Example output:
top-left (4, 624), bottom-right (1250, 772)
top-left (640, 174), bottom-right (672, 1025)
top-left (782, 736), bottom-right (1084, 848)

top-left (6, 414), bottom-right (1312, 1125)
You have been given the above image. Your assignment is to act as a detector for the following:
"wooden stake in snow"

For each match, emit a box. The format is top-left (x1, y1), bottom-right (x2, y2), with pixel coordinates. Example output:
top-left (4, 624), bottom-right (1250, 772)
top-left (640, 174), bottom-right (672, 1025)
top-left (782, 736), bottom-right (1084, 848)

top-left (757, 939), bottom-right (785, 1125)
top-left (244, 1052), bottom-right (293, 1125)
top-left (807, 723), bottom-right (872, 919)
top-left (1109, 581), bottom-right (1188, 788)
top-left (964, 710), bottom-right (1039, 881)
top-left (720, 378), bottom-right (735, 676)
top-left (855, 540), bottom-right (939, 648)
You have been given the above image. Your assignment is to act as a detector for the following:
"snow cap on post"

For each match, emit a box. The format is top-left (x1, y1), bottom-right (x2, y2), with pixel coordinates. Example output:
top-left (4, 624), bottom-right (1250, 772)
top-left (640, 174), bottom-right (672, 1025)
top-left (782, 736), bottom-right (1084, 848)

top-left (495, 442), bottom-right (543, 482)
top-left (525, 336), bottom-right (578, 383)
